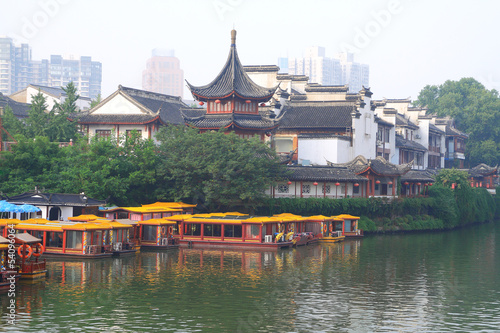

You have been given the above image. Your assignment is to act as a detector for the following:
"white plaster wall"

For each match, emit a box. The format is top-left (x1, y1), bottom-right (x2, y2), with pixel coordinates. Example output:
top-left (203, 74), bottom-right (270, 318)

top-left (352, 97), bottom-right (377, 160)
top-left (92, 94), bottom-right (143, 115)
top-left (418, 119), bottom-right (430, 168)
top-left (298, 138), bottom-right (351, 165)
top-left (87, 124), bottom-right (157, 142)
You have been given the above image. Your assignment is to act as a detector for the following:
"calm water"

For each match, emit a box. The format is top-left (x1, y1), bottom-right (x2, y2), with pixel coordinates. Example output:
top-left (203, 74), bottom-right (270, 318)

top-left (1, 222), bottom-right (499, 332)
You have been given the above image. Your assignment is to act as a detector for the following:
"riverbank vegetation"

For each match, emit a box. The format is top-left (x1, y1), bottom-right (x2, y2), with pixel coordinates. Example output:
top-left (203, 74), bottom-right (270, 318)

top-left (256, 170), bottom-right (498, 233)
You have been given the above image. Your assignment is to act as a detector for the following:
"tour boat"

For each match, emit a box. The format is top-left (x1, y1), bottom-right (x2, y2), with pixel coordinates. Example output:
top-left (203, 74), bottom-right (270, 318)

top-left (0, 235), bottom-right (21, 288)
top-left (12, 233), bottom-right (48, 280)
top-left (334, 214), bottom-right (363, 238)
top-left (272, 213), bottom-right (323, 246)
top-left (312, 215), bottom-right (346, 243)
top-left (136, 218), bottom-right (179, 249)
top-left (14, 219), bottom-right (134, 258)
top-left (165, 213), bottom-right (295, 250)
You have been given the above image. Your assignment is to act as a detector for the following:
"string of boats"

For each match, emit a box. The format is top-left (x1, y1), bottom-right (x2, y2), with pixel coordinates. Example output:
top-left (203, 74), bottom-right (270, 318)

top-left (0, 201), bottom-right (363, 288)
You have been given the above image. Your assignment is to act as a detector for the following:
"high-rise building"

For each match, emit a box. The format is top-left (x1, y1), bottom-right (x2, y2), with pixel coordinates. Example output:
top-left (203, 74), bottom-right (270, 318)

top-left (49, 55), bottom-right (102, 99)
top-left (142, 49), bottom-right (184, 98)
top-left (284, 47), bottom-right (368, 93)
top-left (0, 36), bottom-right (101, 99)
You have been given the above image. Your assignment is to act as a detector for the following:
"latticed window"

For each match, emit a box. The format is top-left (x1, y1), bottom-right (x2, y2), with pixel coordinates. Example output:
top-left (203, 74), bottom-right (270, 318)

top-left (277, 185), bottom-right (289, 193)
top-left (302, 185), bottom-right (310, 194)
top-left (95, 130), bottom-right (111, 138)
top-left (322, 185), bottom-right (331, 194)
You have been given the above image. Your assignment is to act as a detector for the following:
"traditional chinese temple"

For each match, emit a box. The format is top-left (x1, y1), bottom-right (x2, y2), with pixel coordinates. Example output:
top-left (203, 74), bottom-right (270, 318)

top-left (185, 30), bottom-right (280, 140)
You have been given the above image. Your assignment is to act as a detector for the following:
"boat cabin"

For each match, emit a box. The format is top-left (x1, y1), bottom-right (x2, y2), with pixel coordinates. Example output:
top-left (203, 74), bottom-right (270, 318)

top-left (136, 218), bottom-right (178, 249)
top-left (14, 219), bottom-right (133, 257)
top-left (334, 214), bottom-right (362, 237)
top-left (13, 233), bottom-right (47, 279)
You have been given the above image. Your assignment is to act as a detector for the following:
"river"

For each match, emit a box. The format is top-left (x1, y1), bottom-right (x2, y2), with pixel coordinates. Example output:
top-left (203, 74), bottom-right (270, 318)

top-left (1, 222), bottom-right (499, 332)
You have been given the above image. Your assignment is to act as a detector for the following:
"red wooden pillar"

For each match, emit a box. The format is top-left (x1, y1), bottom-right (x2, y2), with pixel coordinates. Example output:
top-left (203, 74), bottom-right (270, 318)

top-left (371, 176), bottom-right (375, 197)
top-left (62, 230), bottom-right (67, 254)
top-left (258, 225), bottom-right (263, 243)
top-left (200, 224), bottom-right (204, 240)
top-left (221, 225), bottom-right (224, 241)
top-left (242, 224), bottom-right (246, 242)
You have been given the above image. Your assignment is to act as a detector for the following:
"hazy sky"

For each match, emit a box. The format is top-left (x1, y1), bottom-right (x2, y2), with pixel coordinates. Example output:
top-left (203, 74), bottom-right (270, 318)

top-left (1, 0), bottom-right (499, 101)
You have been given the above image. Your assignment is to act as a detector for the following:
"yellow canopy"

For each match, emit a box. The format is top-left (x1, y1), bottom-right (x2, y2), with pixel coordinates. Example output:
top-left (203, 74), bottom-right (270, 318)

top-left (137, 219), bottom-right (177, 226)
top-left (103, 207), bottom-right (182, 214)
top-left (163, 214), bottom-right (194, 222)
top-left (68, 214), bottom-right (101, 222)
top-left (242, 216), bottom-right (281, 224)
top-left (183, 217), bottom-right (244, 224)
top-left (15, 223), bottom-right (63, 231)
top-left (0, 244), bottom-right (8, 250)
top-left (62, 223), bottom-right (112, 231)
top-left (142, 201), bottom-right (196, 209)
top-left (334, 214), bottom-right (360, 220)
top-left (0, 219), bottom-right (21, 226)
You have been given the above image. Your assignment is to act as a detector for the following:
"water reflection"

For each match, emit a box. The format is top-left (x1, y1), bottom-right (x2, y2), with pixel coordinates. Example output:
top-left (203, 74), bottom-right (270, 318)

top-left (0, 223), bottom-right (499, 332)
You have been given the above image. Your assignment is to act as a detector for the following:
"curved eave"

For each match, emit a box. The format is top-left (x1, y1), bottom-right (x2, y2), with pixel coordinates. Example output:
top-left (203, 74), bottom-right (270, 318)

top-left (189, 89), bottom-right (276, 103)
top-left (79, 115), bottom-right (165, 126)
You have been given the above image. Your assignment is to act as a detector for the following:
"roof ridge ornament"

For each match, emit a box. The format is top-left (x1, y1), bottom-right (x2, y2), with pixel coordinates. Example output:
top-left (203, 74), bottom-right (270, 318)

top-left (231, 29), bottom-right (236, 46)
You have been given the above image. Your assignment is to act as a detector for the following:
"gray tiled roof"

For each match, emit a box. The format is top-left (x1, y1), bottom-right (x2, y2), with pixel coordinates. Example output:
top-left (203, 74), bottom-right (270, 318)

top-left (4, 192), bottom-right (106, 207)
top-left (396, 134), bottom-right (427, 152)
top-left (467, 164), bottom-right (498, 178)
top-left (30, 84), bottom-right (65, 98)
top-left (331, 155), bottom-right (412, 176)
top-left (429, 123), bottom-right (445, 134)
top-left (186, 31), bottom-right (277, 100)
top-left (0, 93), bottom-right (29, 118)
top-left (78, 86), bottom-right (187, 125)
top-left (119, 86), bottom-right (187, 125)
top-left (184, 113), bottom-right (278, 130)
top-left (278, 101), bottom-right (355, 130)
top-left (286, 165), bottom-right (367, 182)
top-left (400, 169), bottom-right (436, 182)
top-left (78, 113), bottom-right (161, 124)
top-left (396, 113), bottom-right (419, 129)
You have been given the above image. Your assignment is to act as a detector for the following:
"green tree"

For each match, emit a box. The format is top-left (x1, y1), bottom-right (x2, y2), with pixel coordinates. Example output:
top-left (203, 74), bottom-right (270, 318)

top-left (155, 126), bottom-right (286, 212)
top-left (414, 78), bottom-right (500, 166)
top-left (0, 105), bottom-right (25, 138)
top-left (0, 136), bottom-right (64, 195)
top-left (50, 82), bottom-right (80, 142)
top-left (90, 93), bottom-right (101, 108)
top-left (25, 90), bottom-right (50, 138)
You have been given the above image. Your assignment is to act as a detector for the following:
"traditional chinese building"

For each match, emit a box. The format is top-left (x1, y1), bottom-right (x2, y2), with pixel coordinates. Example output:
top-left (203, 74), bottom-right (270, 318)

top-left (185, 30), bottom-right (279, 140)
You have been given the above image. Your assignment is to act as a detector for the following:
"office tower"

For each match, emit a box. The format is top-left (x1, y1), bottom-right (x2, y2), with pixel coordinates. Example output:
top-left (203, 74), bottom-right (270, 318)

top-left (142, 48), bottom-right (184, 98)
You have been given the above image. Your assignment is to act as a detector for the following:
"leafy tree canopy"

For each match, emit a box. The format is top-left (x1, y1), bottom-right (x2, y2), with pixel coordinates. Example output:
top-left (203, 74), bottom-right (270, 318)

top-left (155, 126), bottom-right (287, 212)
top-left (414, 78), bottom-right (500, 166)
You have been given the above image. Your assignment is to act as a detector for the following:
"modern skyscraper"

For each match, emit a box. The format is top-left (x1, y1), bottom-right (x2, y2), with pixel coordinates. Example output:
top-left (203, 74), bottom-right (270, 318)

top-left (284, 47), bottom-right (369, 93)
top-left (0, 36), bottom-right (101, 99)
top-left (142, 49), bottom-right (184, 98)
top-left (49, 55), bottom-right (102, 99)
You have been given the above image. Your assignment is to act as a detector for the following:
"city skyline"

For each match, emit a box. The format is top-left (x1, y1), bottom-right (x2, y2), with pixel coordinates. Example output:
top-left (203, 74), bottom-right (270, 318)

top-left (0, 0), bottom-right (498, 102)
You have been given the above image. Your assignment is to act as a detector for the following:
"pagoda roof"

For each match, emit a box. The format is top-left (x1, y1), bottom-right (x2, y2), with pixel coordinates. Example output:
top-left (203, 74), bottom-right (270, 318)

top-left (330, 155), bottom-right (412, 176)
top-left (184, 112), bottom-right (279, 131)
top-left (186, 30), bottom-right (278, 101)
